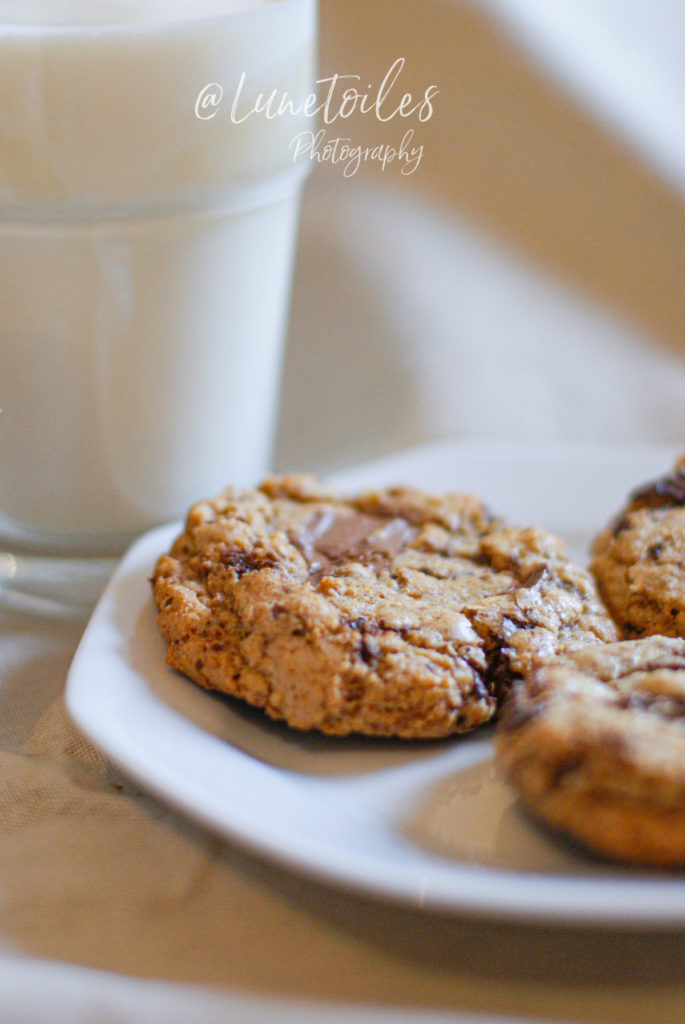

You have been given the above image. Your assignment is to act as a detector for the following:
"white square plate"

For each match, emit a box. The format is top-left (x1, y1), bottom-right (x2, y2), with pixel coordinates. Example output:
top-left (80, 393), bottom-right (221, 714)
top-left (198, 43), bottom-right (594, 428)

top-left (66, 440), bottom-right (685, 928)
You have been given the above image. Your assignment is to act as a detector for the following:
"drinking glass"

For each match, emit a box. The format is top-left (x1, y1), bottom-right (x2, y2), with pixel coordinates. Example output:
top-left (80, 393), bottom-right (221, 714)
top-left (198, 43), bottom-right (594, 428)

top-left (0, 0), bottom-right (317, 610)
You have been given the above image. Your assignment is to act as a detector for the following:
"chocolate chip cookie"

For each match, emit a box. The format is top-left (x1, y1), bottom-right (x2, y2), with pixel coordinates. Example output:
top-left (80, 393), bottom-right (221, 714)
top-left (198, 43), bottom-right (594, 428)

top-left (152, 475), bottom-right (616, 739)
top-left (495, 636), bottom-right (685, 866)
top-left (591, 454), bottom-right (685, 638)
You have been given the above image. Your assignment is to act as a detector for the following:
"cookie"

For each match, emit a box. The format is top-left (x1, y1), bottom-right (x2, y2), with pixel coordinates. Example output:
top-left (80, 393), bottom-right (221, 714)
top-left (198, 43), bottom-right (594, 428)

top-left (591, 454), bottom-right (685, 638)
top-left (152, 475), bottom-right (616, 739)
top-left (495, 636), bottom-right (685, 866)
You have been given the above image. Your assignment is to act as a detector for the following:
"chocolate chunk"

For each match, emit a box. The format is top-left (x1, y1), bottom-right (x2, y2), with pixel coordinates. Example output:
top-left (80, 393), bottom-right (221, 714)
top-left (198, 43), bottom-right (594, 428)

top-left (293, 509), bottom-right (416, 581)
top-left (315, 513), bottom-right (413, 561)
top-left (483, 639), bottom-right (518, 702)
top-left (629, 470), bottom-right (685, 511)
top-left (219, 548), bottom-right (279, 576)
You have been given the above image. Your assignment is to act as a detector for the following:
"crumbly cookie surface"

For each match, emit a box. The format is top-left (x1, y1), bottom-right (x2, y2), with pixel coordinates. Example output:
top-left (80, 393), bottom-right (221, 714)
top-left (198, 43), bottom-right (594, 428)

top-left (152, 475), bottom-right (615, 739)
top-left (495, 636), bottom-right (685, 866)
top-left (591, 455), bottom-right (685, 638)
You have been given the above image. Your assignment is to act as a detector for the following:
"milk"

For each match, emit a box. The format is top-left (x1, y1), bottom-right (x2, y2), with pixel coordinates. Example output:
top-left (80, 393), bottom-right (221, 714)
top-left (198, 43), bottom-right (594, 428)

top-left (0, 0), bottom-right (315, 548)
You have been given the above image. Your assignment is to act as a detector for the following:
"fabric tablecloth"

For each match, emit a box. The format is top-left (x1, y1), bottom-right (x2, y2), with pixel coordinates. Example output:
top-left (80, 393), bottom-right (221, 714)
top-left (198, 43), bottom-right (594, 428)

top-left (1, 1), bottom-right (685, 1021)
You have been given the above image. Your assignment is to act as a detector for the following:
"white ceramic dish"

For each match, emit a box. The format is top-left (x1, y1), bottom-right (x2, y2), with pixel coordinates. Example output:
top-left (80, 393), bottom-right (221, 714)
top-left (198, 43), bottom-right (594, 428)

top-left (66, 439), bottom-right (685, 928)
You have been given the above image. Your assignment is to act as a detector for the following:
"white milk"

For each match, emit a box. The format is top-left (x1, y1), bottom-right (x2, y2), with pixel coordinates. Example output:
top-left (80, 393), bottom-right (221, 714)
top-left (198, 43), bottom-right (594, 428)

top-left (0, 0), bottom-right (315, 548)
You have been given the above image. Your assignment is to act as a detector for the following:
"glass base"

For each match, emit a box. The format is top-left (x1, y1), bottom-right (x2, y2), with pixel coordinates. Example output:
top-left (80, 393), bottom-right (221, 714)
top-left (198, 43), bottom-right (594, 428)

top-left (0, 550), bottom-right (119, 617)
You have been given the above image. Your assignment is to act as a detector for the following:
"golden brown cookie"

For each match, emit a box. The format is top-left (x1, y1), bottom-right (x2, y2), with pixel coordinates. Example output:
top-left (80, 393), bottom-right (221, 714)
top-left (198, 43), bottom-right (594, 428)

top-left (152, 475), bottom-right (616, 739)
top-left (591, 454), bottom-right (685, 638)
top-left (495, 636), bottom-right (685, 866)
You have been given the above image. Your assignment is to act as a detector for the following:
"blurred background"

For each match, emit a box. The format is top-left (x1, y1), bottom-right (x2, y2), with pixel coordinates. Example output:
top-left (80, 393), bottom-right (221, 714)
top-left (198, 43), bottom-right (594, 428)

top-left (275, 0), bottom-right (685, 473)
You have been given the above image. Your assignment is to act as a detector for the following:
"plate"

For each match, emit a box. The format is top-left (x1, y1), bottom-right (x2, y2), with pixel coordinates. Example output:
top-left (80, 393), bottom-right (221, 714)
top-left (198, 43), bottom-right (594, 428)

top-left (66, 439), bottom-right (685, 928)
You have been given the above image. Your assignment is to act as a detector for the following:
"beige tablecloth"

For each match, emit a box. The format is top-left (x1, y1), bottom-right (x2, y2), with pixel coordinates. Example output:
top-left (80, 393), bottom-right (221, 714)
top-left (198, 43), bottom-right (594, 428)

top-left (1, 1), bottom-right (685, 1021)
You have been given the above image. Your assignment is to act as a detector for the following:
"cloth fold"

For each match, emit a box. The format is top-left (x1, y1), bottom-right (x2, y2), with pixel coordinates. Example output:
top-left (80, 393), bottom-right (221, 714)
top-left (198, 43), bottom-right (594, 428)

top-left (476, 0), bottom-right (685, 196)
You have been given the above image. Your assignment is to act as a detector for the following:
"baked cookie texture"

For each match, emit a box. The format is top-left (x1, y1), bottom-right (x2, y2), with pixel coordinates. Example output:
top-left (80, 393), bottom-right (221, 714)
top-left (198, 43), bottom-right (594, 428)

top-left (591, 454), bottom-right (685, 638)
top-left (152, 475), bottom-right (616, 739)
top-left (495, 636), bottom-right (685, 866)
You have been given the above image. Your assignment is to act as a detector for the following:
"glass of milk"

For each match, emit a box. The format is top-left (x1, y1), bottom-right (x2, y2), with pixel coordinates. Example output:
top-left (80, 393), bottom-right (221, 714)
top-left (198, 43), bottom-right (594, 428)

top-left (0, 0), bottom-right (316, 608)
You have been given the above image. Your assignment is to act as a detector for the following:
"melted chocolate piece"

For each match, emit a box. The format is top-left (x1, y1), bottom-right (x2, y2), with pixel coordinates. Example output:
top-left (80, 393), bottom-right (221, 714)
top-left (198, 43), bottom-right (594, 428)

top-left (483, 638), bottom-right (518, 702)
top-left (628, 469), bottom-right (685, 511)
top-left (219, 548), bottom-right (280, 576)
top-left (293, 509), bottom-right (417, 580)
